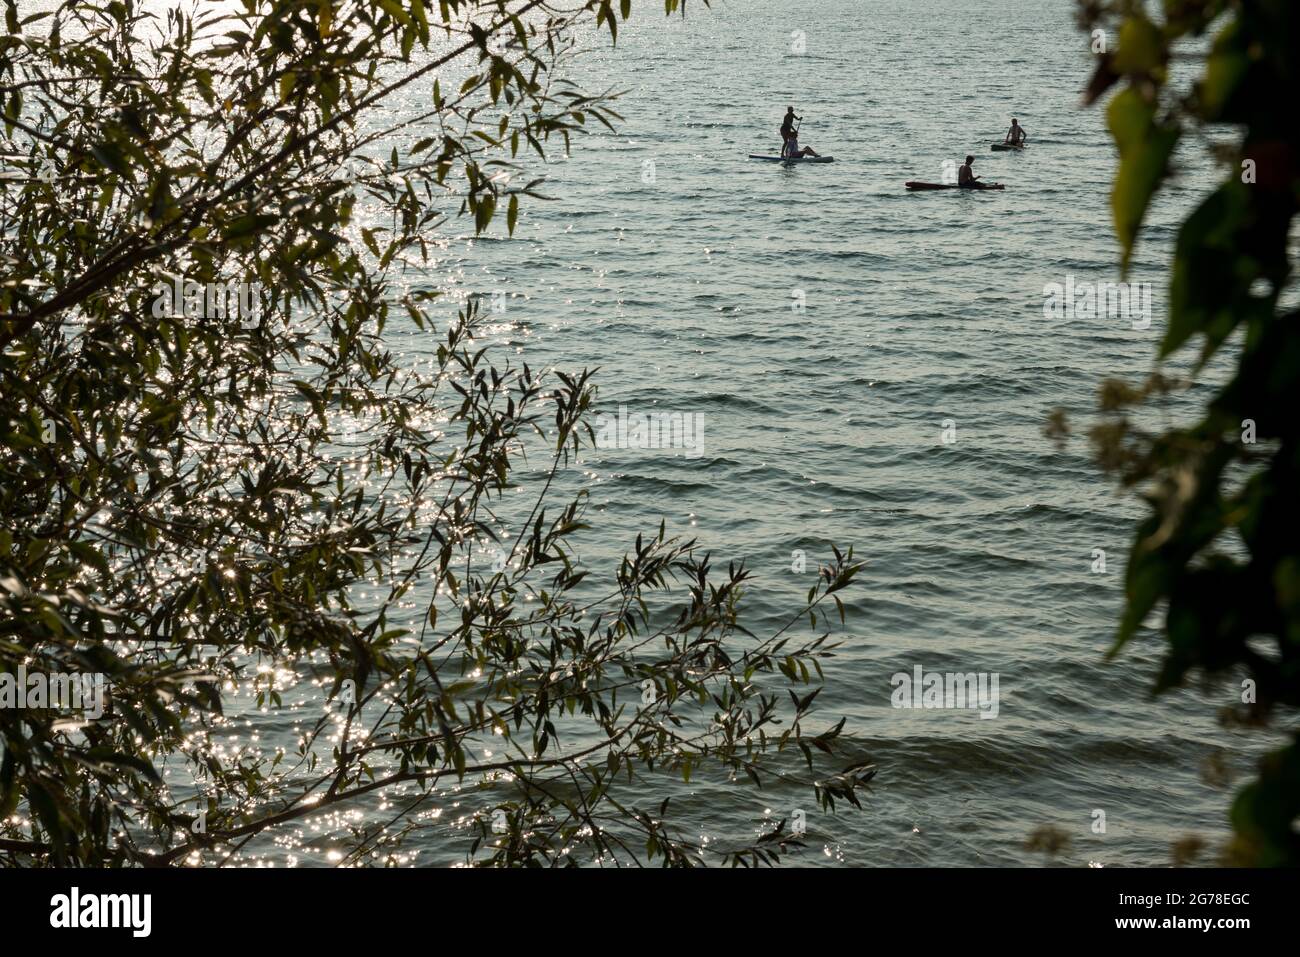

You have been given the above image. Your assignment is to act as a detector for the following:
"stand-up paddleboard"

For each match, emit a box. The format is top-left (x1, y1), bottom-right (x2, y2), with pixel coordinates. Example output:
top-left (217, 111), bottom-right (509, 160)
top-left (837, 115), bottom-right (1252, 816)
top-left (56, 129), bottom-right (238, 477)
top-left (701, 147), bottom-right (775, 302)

top-left (748, 154), bottom-right (834, 163)
top-left (904, 181), bottom-right (1005, 190)
top-left (990, 142), bottom-right (1025, 151)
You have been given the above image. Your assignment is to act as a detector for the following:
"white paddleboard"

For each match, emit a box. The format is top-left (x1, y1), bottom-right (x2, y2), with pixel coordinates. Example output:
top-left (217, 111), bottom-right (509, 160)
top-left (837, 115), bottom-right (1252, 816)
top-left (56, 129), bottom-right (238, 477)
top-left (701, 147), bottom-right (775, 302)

top-left (748, 154), bottom-right (834, 163)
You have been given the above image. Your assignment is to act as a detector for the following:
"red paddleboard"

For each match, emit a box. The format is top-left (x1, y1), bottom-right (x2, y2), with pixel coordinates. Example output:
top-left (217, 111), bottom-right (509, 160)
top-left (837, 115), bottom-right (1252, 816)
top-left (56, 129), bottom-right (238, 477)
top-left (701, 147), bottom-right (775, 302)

top-left (904, 181), bottom-right (1005, 191)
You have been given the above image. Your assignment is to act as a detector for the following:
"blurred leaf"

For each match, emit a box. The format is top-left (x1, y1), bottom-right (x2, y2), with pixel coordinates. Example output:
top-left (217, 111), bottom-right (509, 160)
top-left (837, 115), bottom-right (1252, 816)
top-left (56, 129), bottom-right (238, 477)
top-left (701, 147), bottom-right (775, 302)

top-left (1107, 87), bottom-right (1179, 271)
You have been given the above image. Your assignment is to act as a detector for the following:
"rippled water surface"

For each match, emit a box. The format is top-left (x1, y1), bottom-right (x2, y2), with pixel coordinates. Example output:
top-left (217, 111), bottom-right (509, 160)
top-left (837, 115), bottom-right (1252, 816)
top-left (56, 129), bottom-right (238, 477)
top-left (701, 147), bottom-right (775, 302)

top-left (248, 0), bottom-right (1282, 866)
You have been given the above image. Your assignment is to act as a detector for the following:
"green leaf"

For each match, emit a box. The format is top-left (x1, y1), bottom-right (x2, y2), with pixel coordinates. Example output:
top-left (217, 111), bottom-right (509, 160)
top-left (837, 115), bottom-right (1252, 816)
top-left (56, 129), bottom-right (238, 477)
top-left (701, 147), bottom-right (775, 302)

top-left (1199, 18), bottom-right (1249, 121)
top-left (88, 140), bottom-right (133, 178)
top-left (221, 213), bottom-right (279, 240)
top-left (1112, 15), bottom-right (1164, 75)
top-left (1107, 87), bottom-right (1179, 271)
top-left (375, 0), bottom-right (410, 26)
top-left (1111, 517), bottom-right (1171, 655)
top-left (1163, 180), bottom-right (1251, 359)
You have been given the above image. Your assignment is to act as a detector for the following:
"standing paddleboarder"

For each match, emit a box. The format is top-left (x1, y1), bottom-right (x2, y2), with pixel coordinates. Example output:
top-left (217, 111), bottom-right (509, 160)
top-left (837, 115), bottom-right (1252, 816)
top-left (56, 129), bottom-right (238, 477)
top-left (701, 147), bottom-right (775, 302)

top-left (780, 107), bottom-right (800, 157)
top-left (779, 107), bottom-right (819, 158)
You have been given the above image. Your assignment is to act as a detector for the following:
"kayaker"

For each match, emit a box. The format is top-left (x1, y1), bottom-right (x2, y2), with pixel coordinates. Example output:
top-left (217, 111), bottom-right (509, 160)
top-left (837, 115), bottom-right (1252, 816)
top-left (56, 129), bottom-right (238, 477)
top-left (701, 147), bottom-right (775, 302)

top-left (780, 107), bottom-right (800, 156)
top-left (958, 155), bottom-right (980, 187)
top-left (1004, 119), bottom-right (1026, 145)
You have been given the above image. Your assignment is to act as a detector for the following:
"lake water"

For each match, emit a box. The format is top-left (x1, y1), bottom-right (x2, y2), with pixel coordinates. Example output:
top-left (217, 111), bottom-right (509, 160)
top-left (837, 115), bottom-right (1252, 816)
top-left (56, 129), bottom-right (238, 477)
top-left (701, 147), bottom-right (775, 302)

top-left (244, 0), bottom-right (1279, 866)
